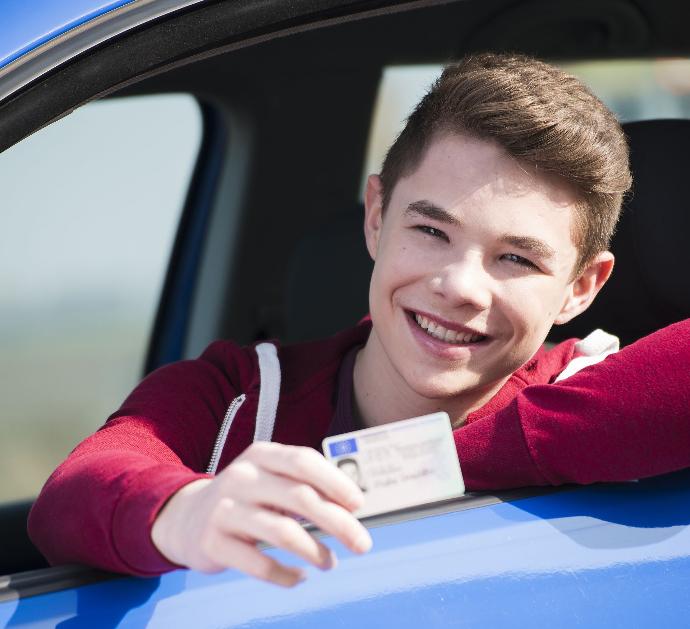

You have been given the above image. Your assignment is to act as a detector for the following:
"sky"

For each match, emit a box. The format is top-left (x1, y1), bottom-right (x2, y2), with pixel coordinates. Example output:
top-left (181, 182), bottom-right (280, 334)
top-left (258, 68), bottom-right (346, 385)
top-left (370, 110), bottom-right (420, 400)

top-left (0, 94), bottom-right (201, 314)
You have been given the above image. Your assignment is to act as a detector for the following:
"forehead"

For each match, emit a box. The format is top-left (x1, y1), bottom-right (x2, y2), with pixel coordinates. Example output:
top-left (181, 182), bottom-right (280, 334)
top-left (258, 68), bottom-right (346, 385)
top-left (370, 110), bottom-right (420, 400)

top-left (400, 133), bottom-right (577, 209)
top-left (389, 133), bottom-right (581, 258)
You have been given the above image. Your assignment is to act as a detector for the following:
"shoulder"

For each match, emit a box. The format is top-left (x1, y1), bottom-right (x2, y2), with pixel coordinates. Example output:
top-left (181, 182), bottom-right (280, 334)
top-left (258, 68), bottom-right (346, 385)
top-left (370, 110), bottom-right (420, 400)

top-left (196, 338), bottom-right (261, 393)
top-left (110, 340), bottom-right (257, 427)
top-left (516, 337), bottom-right (581, 386)
top-left (139, 320), bottom-right (371, 407)
top-left (517, 329), bottom-right (621, 385)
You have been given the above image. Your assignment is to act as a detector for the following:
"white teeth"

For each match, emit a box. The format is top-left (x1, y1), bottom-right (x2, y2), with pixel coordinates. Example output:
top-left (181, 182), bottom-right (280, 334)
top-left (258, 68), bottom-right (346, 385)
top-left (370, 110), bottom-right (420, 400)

top-left (413, 312), bottom-right (485, 345)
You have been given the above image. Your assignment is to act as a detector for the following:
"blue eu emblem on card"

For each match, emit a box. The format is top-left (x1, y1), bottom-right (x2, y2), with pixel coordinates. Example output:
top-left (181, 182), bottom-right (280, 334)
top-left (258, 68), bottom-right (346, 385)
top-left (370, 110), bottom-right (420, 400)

top-left (328, 438), bottom-right (358, 458)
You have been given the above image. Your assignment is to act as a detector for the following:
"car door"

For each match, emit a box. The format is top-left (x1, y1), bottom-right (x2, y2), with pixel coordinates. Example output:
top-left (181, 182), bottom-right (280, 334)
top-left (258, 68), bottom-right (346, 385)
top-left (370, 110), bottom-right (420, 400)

top-left (4, 475), bottom-right (690, 627)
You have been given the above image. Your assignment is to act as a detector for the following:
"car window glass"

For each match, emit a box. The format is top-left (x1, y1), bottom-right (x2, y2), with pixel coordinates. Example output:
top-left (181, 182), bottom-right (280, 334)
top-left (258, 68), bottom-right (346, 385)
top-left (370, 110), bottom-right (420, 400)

top-left (363, 58), bottom-right (690, 183)
top-left (0, 94), bottom-right (202, 502)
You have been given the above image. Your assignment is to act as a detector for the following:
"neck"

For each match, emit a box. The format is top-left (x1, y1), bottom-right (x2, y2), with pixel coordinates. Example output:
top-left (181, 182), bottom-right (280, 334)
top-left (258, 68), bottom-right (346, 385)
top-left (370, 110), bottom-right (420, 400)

top-left (352, 328), bottom-right (506, 428)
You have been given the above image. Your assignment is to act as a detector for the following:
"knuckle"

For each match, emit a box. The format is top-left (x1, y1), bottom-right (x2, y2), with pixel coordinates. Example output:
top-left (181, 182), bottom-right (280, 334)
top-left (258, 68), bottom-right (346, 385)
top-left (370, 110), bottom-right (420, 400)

top-left (296, 445), bottom-right (319, 460)
top-left (328, 510), bottom-right (357, 540)
top-left (246, 441), bottom-right (275, 459)
top-left (272, 520), bottom-right (298, 547)
top-left (250, 557), bottom-right (274, 581)
top-left (208, 497), bottom-right (236, 529)
top-left (216, 496), bottom-right (236, 519)
top-left (288, 447), bottom-right (315, 475)
top-left (291, 484), bottom-right (317, 511)
top-left (225, 461), bottom-right (257, 485)
top-left (248, 441), bottom-right (268, 454)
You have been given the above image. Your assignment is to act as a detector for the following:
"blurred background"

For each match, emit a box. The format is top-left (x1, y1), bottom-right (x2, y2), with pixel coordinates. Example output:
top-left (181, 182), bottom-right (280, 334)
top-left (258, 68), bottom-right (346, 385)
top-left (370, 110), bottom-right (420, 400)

top-left (0, 95), bottom-right (201, 500)
top-left (2, 59), bottom-right (690, 502)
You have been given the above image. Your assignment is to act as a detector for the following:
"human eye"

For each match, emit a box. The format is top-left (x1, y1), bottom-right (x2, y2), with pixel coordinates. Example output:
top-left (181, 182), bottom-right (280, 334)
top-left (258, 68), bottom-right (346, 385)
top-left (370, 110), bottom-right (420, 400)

top-left (501, 252), bottom-right (538, 269)
top-left (414, 225), bottom-right (449, 242)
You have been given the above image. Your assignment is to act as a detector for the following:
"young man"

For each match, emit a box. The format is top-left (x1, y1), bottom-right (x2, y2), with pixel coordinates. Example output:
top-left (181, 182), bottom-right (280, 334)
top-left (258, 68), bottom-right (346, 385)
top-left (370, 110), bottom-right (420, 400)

top-left (28, 53), bottom-right (690, 587)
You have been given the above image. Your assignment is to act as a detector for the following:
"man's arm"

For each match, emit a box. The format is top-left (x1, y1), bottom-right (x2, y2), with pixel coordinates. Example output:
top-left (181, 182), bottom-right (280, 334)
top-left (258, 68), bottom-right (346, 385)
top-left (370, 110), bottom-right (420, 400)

top-left (27, 343), bottom-right (370, 581)
top-left (150, 442), bottom-right (371, 586)
top-left (456, 318), bottom-right (690, 490)
top-left (27, 352), bottom-right (235, 575)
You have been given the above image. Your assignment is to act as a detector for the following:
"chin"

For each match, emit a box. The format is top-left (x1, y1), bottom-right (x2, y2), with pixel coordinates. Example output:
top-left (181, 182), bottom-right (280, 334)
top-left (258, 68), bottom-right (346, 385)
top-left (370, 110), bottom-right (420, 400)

top-left (404, 370), bottom-right (481, 401)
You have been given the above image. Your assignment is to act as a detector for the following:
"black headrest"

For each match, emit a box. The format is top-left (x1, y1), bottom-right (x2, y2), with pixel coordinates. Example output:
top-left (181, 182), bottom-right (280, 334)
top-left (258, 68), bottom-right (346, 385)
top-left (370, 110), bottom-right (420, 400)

top-left (284, 210), bottom-right (372, 343)
top-left (551, 119), bottom-right (690, 346)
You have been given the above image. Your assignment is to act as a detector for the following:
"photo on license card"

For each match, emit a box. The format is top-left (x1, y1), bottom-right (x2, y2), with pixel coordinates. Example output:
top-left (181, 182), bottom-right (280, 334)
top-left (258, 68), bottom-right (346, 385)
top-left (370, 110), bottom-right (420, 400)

top-left (323, 412), bottom-right (465, 519)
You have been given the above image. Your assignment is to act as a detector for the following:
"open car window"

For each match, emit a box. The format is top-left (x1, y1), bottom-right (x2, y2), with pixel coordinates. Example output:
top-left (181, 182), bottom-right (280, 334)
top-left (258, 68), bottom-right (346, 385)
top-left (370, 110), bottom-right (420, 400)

top-left (0, 93), bottom-right (202, 502)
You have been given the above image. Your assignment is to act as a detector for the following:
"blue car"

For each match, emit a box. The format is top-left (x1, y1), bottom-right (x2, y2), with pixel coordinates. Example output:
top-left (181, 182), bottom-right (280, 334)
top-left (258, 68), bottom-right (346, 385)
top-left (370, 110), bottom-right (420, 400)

top-left (1, 0), bottom-right (689, 626)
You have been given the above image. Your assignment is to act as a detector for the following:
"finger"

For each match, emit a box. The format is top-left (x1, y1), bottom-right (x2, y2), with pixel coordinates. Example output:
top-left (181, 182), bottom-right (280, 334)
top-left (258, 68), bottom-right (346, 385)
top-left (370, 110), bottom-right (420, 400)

top-left (232, 473), bottom-right (372, 554)
top-left (245, 443), bottom-right (364, 510)
top-left (300, 498), bottom-right (372, 554)
top-left (228, 505), bottom-right (337, 570)
top-left (211, 534), bottom-right (306, 587)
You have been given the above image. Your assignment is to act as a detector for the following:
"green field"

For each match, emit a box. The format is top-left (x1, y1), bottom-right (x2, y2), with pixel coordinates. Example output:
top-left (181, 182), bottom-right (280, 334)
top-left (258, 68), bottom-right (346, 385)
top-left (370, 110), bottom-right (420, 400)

top-left (1, 310), bottom-right (151, 502)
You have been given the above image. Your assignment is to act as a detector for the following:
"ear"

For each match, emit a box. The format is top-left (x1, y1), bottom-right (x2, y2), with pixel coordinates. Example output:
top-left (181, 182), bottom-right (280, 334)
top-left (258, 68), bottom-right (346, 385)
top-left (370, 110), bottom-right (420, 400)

top-left (553, 251), bottom-right (615, 325)
top-left (363, 174), bottom-right (384, 260)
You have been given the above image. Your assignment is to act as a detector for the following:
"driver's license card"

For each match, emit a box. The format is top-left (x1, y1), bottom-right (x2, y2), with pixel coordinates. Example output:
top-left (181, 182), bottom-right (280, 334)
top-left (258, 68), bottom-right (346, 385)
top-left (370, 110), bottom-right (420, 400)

top-left (322, 412), bottom-right (465, 518)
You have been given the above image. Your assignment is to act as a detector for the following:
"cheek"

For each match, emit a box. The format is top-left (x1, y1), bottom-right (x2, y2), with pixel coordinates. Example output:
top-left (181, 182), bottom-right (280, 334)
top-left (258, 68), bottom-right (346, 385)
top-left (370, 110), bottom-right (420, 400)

top-left (499, 280), bottom-right (564, 337)
top-left (368, 250), bottom-right (407, 316)
top-left (374, 242), bottom-right (426, 290)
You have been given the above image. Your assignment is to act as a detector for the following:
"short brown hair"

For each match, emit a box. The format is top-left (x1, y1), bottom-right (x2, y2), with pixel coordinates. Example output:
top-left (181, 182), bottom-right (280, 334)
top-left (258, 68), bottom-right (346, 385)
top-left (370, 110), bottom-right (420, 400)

top-left (379, 53), bottom-right (632, 276)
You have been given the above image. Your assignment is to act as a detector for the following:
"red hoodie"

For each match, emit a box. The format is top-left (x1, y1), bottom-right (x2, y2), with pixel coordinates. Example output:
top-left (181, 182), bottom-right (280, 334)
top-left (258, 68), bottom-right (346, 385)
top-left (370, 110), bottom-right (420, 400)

top-left (28, 319), bottom-right (690, 576)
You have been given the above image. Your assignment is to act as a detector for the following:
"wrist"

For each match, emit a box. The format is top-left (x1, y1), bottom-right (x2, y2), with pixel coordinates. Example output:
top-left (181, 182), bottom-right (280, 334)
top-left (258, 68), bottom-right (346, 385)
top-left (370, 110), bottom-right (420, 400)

top-left (151, 478), bottom-right (213, 566)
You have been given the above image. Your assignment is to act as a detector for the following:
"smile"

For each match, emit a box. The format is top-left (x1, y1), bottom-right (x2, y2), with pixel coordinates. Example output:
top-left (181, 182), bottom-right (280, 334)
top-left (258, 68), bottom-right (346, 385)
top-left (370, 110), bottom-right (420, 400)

top-left (412, 312), bottom-right (488, 345)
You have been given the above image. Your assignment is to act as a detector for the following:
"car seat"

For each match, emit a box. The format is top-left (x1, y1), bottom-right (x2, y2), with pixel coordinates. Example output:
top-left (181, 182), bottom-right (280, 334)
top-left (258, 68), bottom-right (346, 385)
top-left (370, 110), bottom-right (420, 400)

top-left (551, 119), bottom-right (690, 345)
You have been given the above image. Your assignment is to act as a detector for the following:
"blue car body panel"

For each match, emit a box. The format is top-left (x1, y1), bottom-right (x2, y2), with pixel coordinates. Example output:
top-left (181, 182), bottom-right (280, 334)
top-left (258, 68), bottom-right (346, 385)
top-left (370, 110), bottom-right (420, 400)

top-left (3, 471), bottom-right (690, 627)
top-left (0, 0), bottom-right (134, 70)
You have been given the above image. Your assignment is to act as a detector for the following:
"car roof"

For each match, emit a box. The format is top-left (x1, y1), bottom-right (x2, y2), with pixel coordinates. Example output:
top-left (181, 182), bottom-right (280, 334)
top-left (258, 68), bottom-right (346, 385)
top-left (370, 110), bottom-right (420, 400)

top-left (0, 0), bottom-right (134, 69)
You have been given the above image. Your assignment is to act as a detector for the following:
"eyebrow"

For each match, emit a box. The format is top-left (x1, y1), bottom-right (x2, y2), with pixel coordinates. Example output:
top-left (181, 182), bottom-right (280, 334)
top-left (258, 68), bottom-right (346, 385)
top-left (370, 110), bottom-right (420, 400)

top-left (499, 234), bottom-right (556, 260)
top-left (406, 200), bottom-right (556, 260)
top-left (405, 200), bottom-right (461, 226)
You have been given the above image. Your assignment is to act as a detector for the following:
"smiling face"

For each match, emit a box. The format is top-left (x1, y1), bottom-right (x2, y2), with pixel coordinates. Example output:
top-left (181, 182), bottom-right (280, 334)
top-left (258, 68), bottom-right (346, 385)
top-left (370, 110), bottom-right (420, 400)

top-left (357, 133), bottom-right (613, 421)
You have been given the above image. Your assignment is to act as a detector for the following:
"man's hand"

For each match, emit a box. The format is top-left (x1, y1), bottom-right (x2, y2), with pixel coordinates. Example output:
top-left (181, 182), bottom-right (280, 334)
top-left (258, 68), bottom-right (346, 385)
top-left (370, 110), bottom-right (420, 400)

top-left (151, 442), bottom-right (372, 586)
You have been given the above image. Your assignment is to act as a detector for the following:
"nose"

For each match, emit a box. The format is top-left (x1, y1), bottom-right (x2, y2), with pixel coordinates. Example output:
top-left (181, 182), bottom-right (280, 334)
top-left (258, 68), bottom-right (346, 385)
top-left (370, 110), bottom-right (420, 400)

top-left (429, 256), bottom-right (492, 311)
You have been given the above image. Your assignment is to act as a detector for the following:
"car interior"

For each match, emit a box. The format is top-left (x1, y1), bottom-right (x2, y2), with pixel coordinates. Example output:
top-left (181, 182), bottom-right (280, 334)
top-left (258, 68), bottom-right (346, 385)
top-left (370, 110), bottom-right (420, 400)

top-left (1, 0), bottom-right (689, 590)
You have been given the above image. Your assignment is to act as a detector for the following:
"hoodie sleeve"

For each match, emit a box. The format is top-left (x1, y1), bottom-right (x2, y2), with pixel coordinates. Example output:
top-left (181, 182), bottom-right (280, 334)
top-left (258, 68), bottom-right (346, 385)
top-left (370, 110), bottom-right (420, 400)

top-left (456, 319), bottom-right (690, 491)
top-left (27, 342), bottom-right (245, 576)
